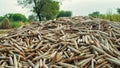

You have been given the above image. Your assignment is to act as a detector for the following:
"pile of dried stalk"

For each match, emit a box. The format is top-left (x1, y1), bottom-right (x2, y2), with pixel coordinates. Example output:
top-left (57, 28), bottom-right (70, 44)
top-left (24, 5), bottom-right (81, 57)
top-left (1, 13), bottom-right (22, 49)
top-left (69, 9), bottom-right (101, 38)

top-left (0, 16), bottom-right (120, 68)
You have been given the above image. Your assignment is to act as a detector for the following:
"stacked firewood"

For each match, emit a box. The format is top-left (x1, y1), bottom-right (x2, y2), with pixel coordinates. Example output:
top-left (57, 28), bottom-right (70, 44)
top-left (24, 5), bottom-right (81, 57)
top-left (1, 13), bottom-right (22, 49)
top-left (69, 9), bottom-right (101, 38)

top-left (0, 16), bottom-right (120, 68)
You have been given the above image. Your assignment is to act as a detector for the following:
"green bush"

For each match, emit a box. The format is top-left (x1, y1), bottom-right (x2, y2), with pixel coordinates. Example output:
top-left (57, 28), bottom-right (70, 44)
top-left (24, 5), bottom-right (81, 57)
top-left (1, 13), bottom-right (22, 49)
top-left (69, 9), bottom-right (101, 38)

top-left (10, 22), bottom-right (20, 28)
top-left (0, 18), bottom-right (11, 29)
top-left (5, 13), bottom-right (28, 22)
top-left (10, 22), bottom-right (22, 28)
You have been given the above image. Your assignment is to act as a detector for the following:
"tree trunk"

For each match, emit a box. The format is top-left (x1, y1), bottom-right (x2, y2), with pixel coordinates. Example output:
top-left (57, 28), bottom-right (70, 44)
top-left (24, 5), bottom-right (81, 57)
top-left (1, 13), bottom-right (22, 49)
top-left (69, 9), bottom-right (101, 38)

top-left (33, 0), bottom-right (44, 21)
top-left (37, 12), bottom-right (41, 21)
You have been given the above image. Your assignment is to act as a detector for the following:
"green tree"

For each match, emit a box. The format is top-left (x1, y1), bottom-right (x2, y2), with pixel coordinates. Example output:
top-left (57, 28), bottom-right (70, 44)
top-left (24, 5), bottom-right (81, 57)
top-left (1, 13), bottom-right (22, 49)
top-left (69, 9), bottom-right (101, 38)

top-left (57, 10), bottom-right (72, 18)
top-left (28, 14), bottom-right (38, 21)
top-left (40, 0), bottom-right (59, 20)
top-left (5, 13), bottom-right (27, 22)
top-left (89, 11), bottom-right (100, 17)
top-left (117, 8), bottom-right (120, 14)
top-left (0, 16), bottom-right (4, 22)
top-left (18, 0), bottom-right (59, 21)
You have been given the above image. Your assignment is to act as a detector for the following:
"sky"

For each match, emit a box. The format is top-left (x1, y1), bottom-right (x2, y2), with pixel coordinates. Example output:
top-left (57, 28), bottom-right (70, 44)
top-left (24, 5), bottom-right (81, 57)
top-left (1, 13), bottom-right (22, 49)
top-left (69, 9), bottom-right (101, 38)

top-left (0, 0), bottom-right (120, 17)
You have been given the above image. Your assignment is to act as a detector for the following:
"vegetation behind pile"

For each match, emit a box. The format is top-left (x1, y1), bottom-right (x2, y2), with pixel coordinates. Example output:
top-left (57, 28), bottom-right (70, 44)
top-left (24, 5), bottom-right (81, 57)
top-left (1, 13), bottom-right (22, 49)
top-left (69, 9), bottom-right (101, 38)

top-left (89, 8), bottom-right (120, 22)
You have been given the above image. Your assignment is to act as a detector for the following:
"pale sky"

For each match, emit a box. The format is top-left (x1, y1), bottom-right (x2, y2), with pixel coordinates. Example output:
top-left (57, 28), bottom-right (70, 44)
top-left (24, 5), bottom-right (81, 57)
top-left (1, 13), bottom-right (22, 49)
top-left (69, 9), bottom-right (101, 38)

top-left (0, 0), bottom-right (120, 17)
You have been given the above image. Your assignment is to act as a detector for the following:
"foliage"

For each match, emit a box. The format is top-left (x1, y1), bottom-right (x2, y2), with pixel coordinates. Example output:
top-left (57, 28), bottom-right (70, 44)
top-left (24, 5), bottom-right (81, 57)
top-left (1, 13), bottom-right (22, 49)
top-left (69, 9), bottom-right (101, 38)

top-left (0, 13), bottom-right (29, 29)
top-left (117, 8), bottom-right (120, 14)
top-left (5, 13), bottom-right (27, 22)
top-left (0, 18), bottom-right (11, 29)
top-left (98, 14), bottom-right (120, 22)
top-left (89, 10), bottom-right (120, 22)
top-left (41, 0), bottom-right (59, 20)
top-left (10, 22), bottom-right (20, 28)
top-left (57, 10), bottom-right (72, 18)
top-left (10, 21), bottom-right (27, 28)
top-left (17, 0), bottom-right (59, 21)
top-left (0, 16), bottom-right (4, 22)
top-left (28, 14), bottom-right (38, 21)
top-left (89, 11), bottom-right (100, 17)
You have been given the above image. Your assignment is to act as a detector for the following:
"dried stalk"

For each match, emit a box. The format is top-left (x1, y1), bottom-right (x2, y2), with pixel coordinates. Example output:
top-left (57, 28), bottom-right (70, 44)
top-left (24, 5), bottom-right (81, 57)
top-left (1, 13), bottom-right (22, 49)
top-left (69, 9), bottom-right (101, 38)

top-left (57, 62), bottom-right (78, 68)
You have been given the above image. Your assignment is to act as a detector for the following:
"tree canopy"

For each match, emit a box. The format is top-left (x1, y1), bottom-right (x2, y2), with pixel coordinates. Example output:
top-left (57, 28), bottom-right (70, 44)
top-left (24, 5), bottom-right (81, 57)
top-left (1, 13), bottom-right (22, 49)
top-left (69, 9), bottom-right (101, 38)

top-left (0, 16), bottom-right (4, 22)
top-left (40, 0), bottom-right (59, 20)
top-left (57, 10), bottom-right (72, 18)
top-left (117, 8), bottom-right (120, 14)
top-left (18, 0), bottom-right (60, 21)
